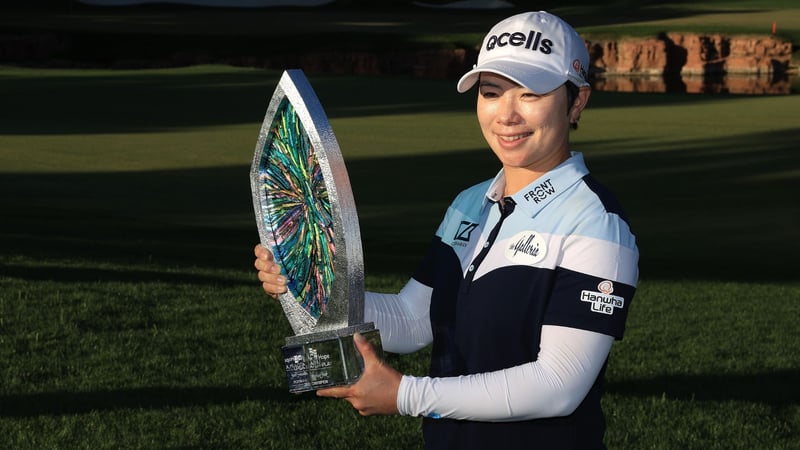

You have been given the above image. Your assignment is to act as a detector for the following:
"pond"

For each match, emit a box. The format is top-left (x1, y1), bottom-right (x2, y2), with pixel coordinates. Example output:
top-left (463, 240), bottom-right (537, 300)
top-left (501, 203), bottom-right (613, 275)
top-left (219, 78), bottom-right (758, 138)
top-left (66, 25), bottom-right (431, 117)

top-left (591, 72), bottom-right (795, 95)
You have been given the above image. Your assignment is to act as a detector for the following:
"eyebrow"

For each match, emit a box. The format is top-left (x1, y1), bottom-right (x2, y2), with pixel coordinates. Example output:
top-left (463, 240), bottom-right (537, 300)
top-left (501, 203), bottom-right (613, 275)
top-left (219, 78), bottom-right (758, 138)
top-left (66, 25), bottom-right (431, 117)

top-left (478, 80), bottom-right (502, 89)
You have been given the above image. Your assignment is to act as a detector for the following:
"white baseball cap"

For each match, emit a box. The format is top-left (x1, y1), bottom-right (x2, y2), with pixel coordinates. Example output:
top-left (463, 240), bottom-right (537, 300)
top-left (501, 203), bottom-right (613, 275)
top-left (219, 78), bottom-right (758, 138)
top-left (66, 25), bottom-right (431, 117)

top-left (457, 11), bottom-right (590, 94)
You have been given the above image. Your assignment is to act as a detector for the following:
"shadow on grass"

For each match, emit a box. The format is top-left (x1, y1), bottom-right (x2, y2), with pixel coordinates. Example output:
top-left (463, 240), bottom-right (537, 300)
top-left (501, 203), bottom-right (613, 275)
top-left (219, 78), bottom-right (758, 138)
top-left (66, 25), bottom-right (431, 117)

top-left (0, 263), bottom-right (250, 286)
top-left (585, 128), bottom-right (799, 282)
top-left (1, 368), bottom-right (795, 418)
top-left (2, 125), bottom-right (798, 283)
top-left (0, 385), bottom-right (302, 418)
top-left (0, 68), bottom-right (476, 135)
top-left (607, 369), bottom-right (800, 406)
top-left (0, 69), bottom-right (746, 136)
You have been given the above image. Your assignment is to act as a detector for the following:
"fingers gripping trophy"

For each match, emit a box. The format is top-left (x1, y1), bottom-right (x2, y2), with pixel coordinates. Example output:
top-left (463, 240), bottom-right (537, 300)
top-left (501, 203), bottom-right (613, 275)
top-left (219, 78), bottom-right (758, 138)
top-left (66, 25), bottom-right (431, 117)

top-left (250, 70), bottom-right (382, 394)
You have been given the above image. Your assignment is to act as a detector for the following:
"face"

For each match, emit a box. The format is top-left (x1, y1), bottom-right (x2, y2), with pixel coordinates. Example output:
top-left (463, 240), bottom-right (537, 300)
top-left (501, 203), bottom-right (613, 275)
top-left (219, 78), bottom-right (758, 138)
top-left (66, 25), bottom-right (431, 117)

top-left (476, 73), bottom-right (586, 186)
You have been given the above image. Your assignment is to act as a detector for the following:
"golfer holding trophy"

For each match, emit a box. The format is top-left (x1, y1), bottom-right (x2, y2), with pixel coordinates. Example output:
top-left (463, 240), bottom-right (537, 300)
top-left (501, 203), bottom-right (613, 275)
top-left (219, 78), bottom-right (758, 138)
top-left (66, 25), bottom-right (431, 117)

top-left (254, 10), bottom-right (639, 449)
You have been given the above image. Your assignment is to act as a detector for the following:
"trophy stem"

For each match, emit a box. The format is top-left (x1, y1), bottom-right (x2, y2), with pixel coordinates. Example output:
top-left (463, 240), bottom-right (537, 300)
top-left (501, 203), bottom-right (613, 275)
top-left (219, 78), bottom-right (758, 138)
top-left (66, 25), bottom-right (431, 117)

top-left (282, 323), bottom-right (381, 394)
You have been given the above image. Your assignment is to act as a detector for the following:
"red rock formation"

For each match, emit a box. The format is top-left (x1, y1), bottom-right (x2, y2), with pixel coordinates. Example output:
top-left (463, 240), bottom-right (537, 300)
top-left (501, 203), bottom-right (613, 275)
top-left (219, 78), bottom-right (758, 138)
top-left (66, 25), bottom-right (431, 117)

top-left (587, 33), bottom-right (793, 76)
top-left (589, 38), bottom-right (667, 74)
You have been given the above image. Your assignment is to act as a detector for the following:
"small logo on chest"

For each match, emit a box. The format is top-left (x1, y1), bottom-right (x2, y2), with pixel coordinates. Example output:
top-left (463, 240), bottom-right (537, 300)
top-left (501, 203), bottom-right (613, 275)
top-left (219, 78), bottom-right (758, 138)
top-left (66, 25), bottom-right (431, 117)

top-left (454, 221), bottom-right (479, 242)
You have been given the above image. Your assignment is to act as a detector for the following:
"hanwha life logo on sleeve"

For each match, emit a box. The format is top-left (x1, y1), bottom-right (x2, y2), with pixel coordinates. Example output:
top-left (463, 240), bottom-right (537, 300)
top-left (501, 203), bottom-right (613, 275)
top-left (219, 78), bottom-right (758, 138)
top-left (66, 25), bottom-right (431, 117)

top-left (581, 280), bottom-right (624, 315)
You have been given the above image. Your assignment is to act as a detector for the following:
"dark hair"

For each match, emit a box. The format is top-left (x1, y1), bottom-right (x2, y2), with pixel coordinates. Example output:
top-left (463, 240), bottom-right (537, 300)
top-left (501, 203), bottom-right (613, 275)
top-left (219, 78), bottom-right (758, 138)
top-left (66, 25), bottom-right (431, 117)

top-left (565, 81), bottom-right (580, 130)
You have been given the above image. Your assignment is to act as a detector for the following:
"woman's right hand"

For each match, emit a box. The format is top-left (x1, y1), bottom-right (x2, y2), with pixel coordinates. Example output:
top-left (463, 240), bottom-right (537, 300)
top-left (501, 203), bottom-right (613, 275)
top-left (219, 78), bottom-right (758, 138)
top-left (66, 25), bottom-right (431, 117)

top-left (253, 243), bottom-right (288, 298)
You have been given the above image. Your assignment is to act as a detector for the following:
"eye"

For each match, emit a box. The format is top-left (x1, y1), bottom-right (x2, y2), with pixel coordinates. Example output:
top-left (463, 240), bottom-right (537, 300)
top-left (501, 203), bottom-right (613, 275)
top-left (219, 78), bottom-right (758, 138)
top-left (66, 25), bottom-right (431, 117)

top-left (479, 88), bottom-right (500, 99)
top-left (478, 83), bottom-right (501, 98)
top-left (520, 92), bottom-right (541, 100)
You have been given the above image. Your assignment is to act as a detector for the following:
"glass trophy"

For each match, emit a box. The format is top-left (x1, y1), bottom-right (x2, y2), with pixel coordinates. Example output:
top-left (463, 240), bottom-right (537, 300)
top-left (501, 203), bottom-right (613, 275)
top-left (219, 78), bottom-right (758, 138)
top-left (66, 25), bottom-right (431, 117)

top-left (250, 69), bottom-right (382, 394)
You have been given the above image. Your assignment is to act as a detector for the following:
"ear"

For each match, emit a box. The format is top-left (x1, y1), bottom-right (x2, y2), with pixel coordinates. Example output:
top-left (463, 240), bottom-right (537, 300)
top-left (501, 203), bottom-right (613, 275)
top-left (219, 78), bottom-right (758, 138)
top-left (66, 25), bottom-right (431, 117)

top-left (569, 86), bottom-right (591, 123)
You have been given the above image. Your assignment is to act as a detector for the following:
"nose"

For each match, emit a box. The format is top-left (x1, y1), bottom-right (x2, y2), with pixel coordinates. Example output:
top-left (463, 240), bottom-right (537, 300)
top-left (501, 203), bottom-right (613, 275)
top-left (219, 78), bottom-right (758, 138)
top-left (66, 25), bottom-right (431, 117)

top-left (495, 94), bottom-right (522, 125)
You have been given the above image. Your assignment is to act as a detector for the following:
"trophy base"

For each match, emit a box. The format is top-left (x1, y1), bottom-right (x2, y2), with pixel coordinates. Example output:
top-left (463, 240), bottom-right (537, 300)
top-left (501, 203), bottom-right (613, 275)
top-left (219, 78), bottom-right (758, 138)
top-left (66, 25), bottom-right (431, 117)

top-left (281, 323), bottom-right (382, 394)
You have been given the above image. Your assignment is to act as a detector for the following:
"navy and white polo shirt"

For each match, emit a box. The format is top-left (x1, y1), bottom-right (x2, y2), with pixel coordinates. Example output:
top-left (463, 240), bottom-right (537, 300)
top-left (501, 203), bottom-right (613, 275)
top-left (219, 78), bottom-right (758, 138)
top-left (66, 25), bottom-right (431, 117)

top-left (413, 151), bottom-right (639, 449)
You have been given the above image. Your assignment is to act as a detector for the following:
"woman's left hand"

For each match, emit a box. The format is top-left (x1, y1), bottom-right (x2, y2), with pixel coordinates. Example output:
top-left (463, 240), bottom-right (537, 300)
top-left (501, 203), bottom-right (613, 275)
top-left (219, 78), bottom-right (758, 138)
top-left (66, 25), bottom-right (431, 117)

top-left (316, 332), bottom-right (402, 416)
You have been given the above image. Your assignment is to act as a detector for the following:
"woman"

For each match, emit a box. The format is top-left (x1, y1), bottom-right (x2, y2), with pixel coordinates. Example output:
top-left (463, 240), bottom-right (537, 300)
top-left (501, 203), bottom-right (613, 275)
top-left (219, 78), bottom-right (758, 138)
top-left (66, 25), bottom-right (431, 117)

top-left (255, 11), bottom-right (639, 449)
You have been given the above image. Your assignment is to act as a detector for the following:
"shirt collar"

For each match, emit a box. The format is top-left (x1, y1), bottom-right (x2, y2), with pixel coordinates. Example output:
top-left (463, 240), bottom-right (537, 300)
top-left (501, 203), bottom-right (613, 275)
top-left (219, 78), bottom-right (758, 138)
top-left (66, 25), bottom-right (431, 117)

top-left (483, 151), bottom-right (589, 214)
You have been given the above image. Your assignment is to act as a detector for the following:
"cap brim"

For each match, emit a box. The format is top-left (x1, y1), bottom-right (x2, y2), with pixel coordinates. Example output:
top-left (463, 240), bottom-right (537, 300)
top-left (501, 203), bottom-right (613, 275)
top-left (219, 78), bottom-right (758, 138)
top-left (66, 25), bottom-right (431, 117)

top-left (457, 60), bottom-right (566, 94)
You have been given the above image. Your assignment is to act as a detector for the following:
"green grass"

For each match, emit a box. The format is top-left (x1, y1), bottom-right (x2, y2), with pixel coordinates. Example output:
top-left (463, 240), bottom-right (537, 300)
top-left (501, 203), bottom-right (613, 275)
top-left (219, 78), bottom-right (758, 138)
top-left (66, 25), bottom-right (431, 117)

top-left (1, 63), bottom-right (798, 449)
top-left (0, 267), bottom-right (428, 448)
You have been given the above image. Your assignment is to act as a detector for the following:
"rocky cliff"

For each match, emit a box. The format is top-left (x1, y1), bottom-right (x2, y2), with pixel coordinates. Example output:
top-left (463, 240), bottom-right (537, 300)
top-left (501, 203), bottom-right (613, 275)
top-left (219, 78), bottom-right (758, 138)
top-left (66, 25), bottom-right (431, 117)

top-left (588, 33), bottom-right (794, 76)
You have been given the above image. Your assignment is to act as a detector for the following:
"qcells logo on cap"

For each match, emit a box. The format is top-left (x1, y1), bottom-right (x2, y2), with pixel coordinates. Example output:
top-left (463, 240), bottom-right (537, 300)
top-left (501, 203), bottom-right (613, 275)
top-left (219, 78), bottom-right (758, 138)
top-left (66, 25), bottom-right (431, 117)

top-left (485, 29), bottom-right (554, 55)
top-left (505, 231), bottom-right (547, 265)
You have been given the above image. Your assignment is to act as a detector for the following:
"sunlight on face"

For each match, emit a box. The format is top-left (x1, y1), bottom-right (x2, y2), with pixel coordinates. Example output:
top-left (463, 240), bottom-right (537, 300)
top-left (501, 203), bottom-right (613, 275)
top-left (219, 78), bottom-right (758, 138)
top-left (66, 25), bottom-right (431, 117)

top-left (476, 73), bottom-right (572, 185)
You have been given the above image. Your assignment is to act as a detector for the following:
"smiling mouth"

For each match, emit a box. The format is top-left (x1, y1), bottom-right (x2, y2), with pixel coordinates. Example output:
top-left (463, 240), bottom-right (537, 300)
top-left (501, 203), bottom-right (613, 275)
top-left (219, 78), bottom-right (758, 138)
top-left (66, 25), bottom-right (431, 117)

top-left (498, 132), bottom-right (532, 143)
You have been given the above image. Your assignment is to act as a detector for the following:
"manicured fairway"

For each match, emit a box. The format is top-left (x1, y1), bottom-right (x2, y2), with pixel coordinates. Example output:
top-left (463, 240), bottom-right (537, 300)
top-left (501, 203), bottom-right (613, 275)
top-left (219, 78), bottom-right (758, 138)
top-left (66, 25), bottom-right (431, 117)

top-left (1, 63), bottom-right (797, 449)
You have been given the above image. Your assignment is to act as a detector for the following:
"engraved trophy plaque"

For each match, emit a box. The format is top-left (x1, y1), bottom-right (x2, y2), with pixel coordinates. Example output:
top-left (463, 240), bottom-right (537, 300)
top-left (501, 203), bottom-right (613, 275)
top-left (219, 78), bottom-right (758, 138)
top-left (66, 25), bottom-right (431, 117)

top-left (251, 69), bottom-right (381, 394)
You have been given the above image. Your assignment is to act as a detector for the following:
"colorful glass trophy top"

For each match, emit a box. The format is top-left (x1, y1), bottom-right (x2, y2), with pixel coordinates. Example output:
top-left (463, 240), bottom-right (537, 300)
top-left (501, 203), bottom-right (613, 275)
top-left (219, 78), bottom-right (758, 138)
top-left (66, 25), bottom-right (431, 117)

top-left (250, 70), bottom-right (381, 393)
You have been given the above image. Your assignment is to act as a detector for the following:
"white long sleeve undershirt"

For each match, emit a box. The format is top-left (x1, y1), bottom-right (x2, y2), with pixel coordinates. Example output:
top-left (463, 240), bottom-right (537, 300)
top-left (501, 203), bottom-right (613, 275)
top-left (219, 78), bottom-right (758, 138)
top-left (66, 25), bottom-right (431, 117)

top-left (397, 325), bottom-right (613, 421)
top-left (364, 279), bottom-right (614, 422)
top-left (364, 279), bottom-right (433, 354)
